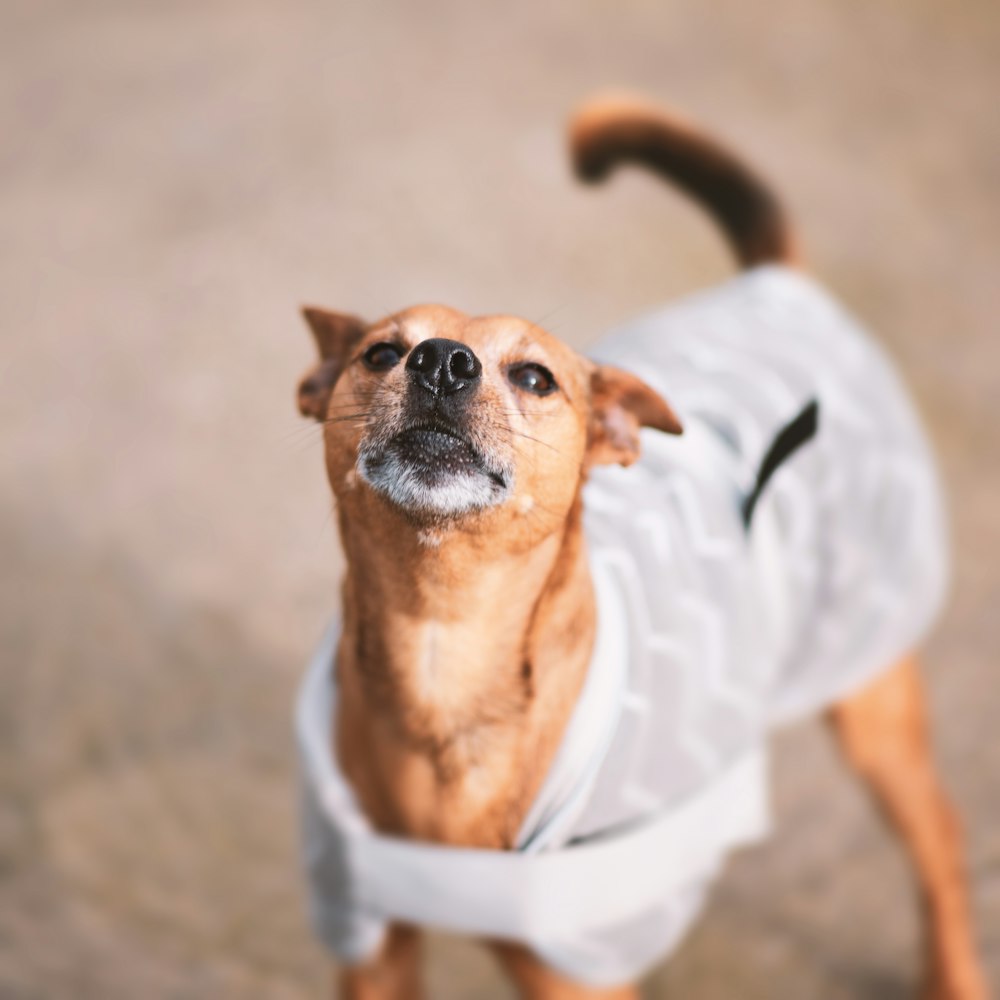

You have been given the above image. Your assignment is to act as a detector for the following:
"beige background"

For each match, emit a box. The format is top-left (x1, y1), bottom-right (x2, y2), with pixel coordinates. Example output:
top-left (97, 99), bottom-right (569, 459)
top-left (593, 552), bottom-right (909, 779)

top-left (1, 0), bottom-right (998, 996)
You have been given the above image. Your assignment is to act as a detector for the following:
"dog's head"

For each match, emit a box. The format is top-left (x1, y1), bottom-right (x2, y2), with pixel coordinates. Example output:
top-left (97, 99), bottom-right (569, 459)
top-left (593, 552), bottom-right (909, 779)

top-left (297, 304), bottom-right (681, 542)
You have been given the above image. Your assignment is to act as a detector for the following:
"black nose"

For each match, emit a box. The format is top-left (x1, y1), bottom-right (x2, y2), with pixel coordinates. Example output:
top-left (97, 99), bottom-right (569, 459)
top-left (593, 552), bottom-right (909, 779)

top-left (405, 338), bottom-right (482, 396)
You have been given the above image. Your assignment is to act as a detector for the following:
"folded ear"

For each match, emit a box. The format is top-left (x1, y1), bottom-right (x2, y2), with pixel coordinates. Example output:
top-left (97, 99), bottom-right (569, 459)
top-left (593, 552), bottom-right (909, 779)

top-left (587, 364), bottom-right (683, 467)
top-left (297, 307), bottom-right (367, 420)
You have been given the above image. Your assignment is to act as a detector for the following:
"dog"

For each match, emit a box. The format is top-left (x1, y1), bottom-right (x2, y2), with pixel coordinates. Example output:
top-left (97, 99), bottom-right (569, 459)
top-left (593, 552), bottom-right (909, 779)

top-left (293, 95), bottom-right (987, 999)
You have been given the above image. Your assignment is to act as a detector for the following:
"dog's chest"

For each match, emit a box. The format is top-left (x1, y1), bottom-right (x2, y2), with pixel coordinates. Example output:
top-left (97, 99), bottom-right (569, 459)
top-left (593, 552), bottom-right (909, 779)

top-left (338, 718), bottom-right (540, 848)
top-left (338, 627), bottom-right (550, 847)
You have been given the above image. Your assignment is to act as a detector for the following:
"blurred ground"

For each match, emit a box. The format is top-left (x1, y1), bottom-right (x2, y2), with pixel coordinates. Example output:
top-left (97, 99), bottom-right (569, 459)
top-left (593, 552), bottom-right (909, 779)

top-left (1, 0), bottom-right (998, 996)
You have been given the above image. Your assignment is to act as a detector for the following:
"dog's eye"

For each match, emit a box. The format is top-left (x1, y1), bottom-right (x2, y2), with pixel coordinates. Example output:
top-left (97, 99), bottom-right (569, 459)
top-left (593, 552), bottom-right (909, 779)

top-left (362, 342), bottom-right (403, 371)
top-left (508, 363), bottom-right (557, 396)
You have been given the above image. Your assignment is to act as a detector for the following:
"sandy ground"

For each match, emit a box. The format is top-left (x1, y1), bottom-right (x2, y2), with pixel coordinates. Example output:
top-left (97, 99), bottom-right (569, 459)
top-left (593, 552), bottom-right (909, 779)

top-left (1, 0), bottom-right (998, 996)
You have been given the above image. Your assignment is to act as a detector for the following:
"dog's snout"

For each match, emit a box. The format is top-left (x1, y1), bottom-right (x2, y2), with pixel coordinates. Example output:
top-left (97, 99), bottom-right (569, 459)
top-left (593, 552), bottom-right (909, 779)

top-left (406, 338), bottom-right (482, 396)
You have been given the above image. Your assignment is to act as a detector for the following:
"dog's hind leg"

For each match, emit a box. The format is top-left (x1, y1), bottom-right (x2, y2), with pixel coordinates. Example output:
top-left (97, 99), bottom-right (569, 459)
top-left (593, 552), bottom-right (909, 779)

top-left (337, 925), bottom-right (423, 1000)
top-left (491, 942), bottom-right (639, 1000)
top-left (827, 654), bottom-right (987, 1000)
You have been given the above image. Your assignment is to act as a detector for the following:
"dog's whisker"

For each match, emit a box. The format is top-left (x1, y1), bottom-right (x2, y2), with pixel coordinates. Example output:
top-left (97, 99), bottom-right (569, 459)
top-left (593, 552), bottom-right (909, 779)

top-left (528, 302), bottom-right (573, 329)
top-left (274, 422), bottom-right (324, 445)
top-left (323, 412), bottom-right (375, 425)
top-left (312, 497), bottom-right (339, 544)
top-left (509, 430), bottom-right (564, 456)
top-left (496, 410), bottom-right (559, 419)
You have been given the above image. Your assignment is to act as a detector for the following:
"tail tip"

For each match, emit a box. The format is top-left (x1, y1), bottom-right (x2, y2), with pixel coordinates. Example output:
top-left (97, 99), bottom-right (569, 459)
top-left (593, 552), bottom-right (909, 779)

top-left (568, 94), bottom-right (648, 184)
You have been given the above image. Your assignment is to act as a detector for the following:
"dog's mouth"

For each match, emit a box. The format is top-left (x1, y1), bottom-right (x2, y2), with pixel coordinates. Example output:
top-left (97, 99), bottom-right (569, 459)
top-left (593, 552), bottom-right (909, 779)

top-left (357, 419), bottom-right (512, 516)
top-left (392, 423), bottom-right (505, 486)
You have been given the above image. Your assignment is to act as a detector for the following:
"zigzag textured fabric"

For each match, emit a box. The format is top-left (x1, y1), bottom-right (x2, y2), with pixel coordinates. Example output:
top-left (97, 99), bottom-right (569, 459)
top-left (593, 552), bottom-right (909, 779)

top-left (297, 265), bottom-right (949, 987)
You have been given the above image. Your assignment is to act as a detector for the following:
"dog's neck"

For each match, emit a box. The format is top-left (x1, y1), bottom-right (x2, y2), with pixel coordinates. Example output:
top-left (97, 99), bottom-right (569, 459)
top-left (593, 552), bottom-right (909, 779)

top-left (334, 495), bottom-right (596, 848)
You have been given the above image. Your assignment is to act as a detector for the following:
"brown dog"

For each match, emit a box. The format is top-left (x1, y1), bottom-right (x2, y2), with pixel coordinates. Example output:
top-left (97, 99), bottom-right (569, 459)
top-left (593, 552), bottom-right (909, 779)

top-left (295, 96), bottom-right (986, 999)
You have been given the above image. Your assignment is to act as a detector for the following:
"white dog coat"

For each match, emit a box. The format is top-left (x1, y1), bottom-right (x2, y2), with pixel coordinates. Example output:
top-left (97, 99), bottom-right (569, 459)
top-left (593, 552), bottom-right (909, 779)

top-left (296, 266), bottom-right (949, 987)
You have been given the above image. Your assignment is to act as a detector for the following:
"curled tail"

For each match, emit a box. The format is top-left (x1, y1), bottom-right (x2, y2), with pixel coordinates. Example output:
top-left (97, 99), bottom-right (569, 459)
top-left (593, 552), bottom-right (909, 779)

top-left (569, 94), bottom-right (801, 269)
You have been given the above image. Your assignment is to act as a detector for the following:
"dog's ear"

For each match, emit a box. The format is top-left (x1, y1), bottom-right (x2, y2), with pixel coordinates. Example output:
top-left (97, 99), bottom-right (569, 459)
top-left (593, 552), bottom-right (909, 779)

top-left (297, 307), bottom-right (367, 420)
top-left (587, 364), bottom-right (682, 467)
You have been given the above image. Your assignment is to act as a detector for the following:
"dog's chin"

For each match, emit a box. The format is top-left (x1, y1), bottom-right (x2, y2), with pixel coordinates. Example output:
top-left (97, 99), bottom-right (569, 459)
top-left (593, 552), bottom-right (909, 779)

top-left (357, 427), bottom-right (512, 519)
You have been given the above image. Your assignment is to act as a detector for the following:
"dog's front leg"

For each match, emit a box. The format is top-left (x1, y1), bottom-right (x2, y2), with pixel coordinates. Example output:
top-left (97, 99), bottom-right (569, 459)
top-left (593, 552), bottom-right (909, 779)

top-left (337, 925), bottom-right (423, 1000)
top-left (828, 655), bottom-right (987, 1000)
top-left (491, 942), bottom-right (639, 1000)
